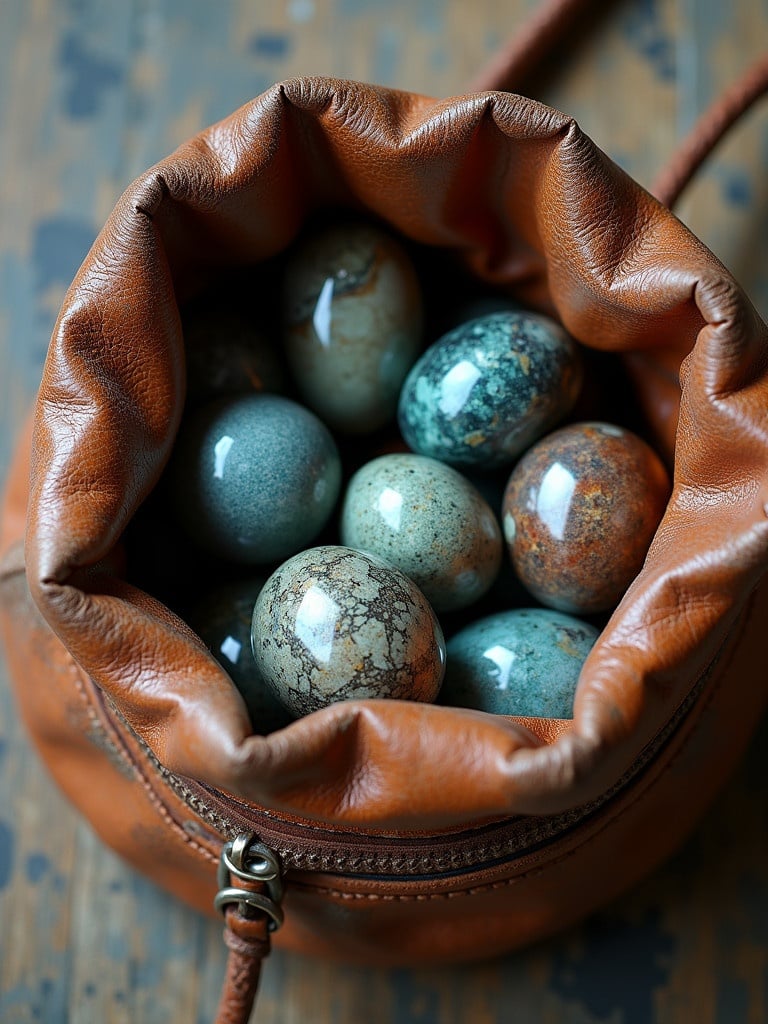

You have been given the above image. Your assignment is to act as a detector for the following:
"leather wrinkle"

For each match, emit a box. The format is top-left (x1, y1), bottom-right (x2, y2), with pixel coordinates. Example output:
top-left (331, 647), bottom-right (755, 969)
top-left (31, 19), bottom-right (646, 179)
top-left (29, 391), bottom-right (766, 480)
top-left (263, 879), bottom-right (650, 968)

top-left (8, 76), bottom-right (768, 828)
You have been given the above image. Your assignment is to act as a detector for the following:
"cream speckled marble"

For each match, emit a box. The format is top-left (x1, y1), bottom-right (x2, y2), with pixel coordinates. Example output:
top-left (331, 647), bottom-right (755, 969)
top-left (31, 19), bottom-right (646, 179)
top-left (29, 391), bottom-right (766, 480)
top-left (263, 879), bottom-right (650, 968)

top-left (340, 453), bottom-right (502, 612)
top-left (282, 221), bottom-right (423, 434)
top-left (251, 545), bottom-right (446, 716)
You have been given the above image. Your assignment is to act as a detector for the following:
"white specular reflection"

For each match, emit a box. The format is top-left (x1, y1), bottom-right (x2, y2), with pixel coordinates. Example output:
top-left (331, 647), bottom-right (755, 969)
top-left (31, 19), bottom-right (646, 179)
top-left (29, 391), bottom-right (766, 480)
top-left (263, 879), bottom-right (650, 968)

top-left (213, 435), bottom-right (235, 479)
top-left (483, 644), bottom-right (517, 691)
top-left (296, 585), bottom-right (340, 664)
top-left (377, 487), bottom-right (403, 531)
top-left (312, 277), bottom-right (335, 347)
top-left (219, 635), bottom-right (242, 665)
top-left (438, 360), bottom-right (482, 417)
top-left (535, 461), bottom-right (576, 541)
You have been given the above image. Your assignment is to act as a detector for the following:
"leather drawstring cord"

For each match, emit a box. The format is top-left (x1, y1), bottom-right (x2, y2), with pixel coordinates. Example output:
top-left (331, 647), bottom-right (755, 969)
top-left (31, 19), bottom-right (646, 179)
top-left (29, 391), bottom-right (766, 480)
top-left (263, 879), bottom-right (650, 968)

top-left (214, 837), bottom-right (284, 1024)
top-left (651, 53), bottom-right (768, 210)
top-left (215, 908), bottom-right (272, 1024)
top-left (467, 0), bottom-right (612, 95)
top-left (467, 0), bottom-right (768, 217)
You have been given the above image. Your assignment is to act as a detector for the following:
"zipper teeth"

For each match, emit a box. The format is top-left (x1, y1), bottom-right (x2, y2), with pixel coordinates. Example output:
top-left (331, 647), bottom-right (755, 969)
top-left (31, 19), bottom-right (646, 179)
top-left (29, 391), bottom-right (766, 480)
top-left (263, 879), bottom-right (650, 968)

top-left (146, 651), bottom-right (716, 877)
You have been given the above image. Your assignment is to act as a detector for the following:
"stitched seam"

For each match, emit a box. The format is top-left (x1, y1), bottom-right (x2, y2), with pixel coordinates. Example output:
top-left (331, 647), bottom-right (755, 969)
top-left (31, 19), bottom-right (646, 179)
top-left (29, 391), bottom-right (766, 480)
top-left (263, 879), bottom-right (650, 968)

top-left (68, 660), bottom-right (217, 866)
top-left (291, 589), bottom-right (759, 901)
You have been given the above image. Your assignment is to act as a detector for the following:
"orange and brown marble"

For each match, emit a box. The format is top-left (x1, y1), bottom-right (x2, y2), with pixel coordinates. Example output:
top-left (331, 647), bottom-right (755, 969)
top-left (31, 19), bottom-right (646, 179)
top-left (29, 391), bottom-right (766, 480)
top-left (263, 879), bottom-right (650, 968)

top-left (502, 422), bottom-right (671, 614)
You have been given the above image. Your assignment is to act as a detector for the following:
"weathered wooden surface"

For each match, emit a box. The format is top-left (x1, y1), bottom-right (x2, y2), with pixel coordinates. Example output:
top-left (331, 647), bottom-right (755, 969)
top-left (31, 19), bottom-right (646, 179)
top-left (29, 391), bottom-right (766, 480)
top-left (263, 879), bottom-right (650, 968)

top-left (1, 1), bottom-right (767, 1021)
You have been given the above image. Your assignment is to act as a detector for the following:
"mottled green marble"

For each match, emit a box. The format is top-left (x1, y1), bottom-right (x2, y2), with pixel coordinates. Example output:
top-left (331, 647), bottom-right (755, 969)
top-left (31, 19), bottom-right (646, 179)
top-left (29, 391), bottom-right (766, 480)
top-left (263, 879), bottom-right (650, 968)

top-left (170, 394), bottom-right (341, 565)
top-left (340, 453), bottom-right (502, 612)
top-left (187, 578), bottom-right (294, 734)
top-left (282, 221), bottom-right (423, 434)
top-left (440, 608), bottom-right (599, 718)
top-left (251, 545), bottom-right (446, 717)
top-left (398, 311), bottom-right (582, 469)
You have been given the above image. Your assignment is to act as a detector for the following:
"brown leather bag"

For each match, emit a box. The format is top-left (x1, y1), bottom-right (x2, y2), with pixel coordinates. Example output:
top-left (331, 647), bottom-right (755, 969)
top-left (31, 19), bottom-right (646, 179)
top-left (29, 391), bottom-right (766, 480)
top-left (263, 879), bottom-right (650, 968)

top-left (2, 25), bottom-right (768, 1024)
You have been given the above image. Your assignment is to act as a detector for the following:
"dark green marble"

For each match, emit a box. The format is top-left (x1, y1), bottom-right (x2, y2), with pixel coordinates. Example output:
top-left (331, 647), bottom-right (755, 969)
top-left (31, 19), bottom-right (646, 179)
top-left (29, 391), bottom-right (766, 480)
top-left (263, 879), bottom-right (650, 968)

top-left (440, 608), bottom-right (599, 719)
top-left (397, 311), bottom-right (582, 470)
top-left (187, 578), bottom-right (294, 734)
top-left (170, 394), bottom-right (341, 565)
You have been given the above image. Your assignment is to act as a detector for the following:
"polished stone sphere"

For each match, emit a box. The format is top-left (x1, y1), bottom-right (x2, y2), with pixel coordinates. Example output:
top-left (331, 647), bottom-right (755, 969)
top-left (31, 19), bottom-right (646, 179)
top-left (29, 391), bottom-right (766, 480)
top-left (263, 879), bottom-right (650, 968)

top-left (170, 394), bottom-right (341, 565)
top-left (251, 545), bottom-right (446, 717)
top-left (282, 220), bottom-right (423, 434)
top-left (340, 453), bottom-right (502, 612)
top-left (397, 311), bottom-right (582, 470)
top-left (440, 608), bottom-right (599, 718)
top-left (502, 422), bottom-right (671, 614)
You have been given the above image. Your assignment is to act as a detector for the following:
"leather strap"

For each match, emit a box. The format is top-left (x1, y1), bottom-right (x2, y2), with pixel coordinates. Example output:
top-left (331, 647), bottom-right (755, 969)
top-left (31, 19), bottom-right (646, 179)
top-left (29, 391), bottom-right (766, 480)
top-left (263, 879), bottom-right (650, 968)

top-left (467, 0), bottom-right (611, 95)
top-left (215, 907), bottom-right (271, 1024)
top-left (651, 53), bottom-right (768, 209)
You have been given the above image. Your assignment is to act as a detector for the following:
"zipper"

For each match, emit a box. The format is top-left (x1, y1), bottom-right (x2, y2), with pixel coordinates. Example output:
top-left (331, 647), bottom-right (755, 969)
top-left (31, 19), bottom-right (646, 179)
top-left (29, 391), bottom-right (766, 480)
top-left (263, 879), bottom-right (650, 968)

top-left (144, 647), bottom-right (716, 881)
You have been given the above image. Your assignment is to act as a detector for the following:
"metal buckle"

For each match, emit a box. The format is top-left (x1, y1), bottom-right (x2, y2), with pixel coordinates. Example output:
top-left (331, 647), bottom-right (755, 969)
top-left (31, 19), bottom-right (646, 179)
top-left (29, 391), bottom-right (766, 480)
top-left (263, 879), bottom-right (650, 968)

top-left (214, 833), bottom-right (284, 931)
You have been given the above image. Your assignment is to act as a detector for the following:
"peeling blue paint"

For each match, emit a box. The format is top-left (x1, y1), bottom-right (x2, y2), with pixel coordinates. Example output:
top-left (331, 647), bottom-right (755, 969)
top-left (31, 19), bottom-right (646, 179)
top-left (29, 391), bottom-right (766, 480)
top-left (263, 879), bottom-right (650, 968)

top-left (32, 217), bottom-right (96, 294)
top-left (338, 0), bottom-right (390, 13)
top-left (722, 171), bottom-right (753, 207)
top-left (373, 25), bottom-right (400, 86)
top-left (59, 32), bottom-right (124, 118)
top-left (25, 851), bottom-right (51, 884)
top-left (620, 0), bottom-right (676, 82)
top-left (0, 819), bottom-right (14, 890)
top-left (249, 33), bottom-right (291, 59)
top-left (389, 969), bottom-right (441, 1023)
top-left (549, 909), bottom-right (676, 1024)
top-left (715, 976), bottom-right (750, 1023)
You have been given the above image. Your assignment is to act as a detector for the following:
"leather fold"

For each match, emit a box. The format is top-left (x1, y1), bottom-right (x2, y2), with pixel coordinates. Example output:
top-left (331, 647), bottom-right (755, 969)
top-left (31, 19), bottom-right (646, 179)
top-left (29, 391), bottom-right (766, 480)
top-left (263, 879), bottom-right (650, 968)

top-left (16, 79), bottom-right (768, 828)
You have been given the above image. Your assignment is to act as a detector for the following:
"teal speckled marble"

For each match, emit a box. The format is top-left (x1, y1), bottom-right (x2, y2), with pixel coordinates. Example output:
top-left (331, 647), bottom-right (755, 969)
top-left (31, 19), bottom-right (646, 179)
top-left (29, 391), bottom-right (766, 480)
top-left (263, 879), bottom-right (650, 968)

top-left (398, 311), bottom-right (582, 469)
top-left (170, 394), bottom-right (341, 565)
top-left (251, 545), bottom-right (446, 717)
top-left (440, 608), bottom-right (599, 718)
top-left (340, 453), bottom-right (502, 612)
top-left (188, 578), bottom-right (294, 734)
top-left (282, 221), bottom-right (423, 434)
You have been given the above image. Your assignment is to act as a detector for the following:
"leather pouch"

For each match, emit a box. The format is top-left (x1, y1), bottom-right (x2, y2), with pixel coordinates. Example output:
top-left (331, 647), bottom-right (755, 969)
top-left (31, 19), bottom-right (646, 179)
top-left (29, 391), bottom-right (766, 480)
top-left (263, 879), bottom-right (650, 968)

top-left (2, 49), bottom-right (768, 1024)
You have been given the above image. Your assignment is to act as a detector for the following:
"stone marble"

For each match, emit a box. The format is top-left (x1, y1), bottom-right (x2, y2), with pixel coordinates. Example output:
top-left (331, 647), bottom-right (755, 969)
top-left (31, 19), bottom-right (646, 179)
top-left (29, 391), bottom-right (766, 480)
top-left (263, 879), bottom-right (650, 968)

top-left (251, 545), bottom-right (446, 717)
top-left (503, 422), bottom-right (671, 614)
top-left (282, 220), bottom-right (423, 434)
top-left (440, 608), bottom-right (600, 718)
top-left (170, 393), bottom-right (341, 565)
top-left (187, 578), bottom-right (294, 734)
top-left (397, 311), bottom-right (582, 470)
top-left (340, 453), bottom-right (502, 612)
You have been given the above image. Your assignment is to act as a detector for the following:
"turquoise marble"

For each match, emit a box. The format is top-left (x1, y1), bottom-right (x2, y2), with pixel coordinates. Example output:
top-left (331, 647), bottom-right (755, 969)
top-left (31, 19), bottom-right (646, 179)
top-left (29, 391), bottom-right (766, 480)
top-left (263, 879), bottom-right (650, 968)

top-left (440, 608), bottom-right (599, 718)
top-left (282, 220), bottom-right (423, 434)
top-left (340, 453), bottom-right (502, 612)
top-left (251, 545), bottom-right (446, 717)
top-left (170, 394), bottom-right (341, 565)
top-left (187, 578), bottom-right (294, 734)
top-left (397, 311), bottom-right (582, 469)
